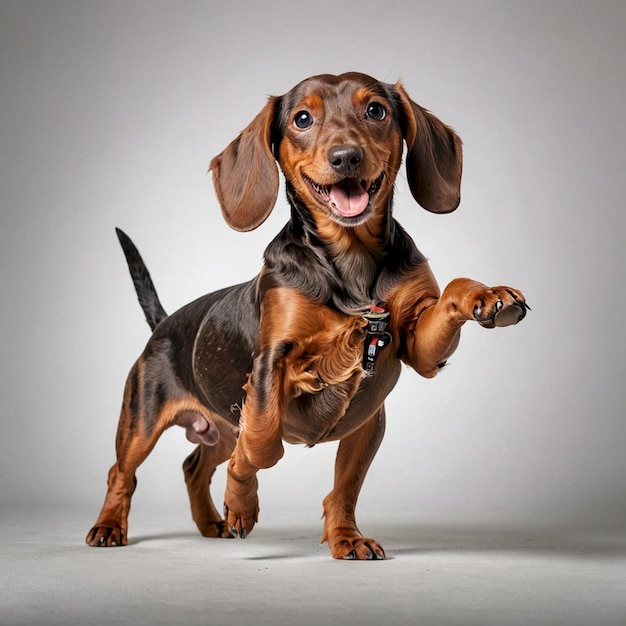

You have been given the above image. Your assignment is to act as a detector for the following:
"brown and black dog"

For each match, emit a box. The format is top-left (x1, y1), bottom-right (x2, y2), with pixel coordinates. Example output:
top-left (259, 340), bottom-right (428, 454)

top-left (86, 72), bottom-right (528, 559)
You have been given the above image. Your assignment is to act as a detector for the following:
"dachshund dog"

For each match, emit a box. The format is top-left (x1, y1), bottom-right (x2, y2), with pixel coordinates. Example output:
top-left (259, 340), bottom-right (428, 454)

top-left (86, 72), bottom-right (528, 559)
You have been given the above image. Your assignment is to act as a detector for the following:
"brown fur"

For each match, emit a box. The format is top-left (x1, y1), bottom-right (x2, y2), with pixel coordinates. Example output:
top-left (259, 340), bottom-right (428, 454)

top-left (86, 72), bottom-right (528, 559)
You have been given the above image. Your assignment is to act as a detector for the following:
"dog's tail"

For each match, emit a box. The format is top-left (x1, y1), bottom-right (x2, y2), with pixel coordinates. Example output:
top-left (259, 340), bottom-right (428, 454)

top-left (115, 228), bottom-right (168, 331)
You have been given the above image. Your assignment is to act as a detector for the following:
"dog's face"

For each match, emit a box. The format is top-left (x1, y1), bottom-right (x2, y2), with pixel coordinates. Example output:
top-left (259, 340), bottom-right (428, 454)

top-left (275, 73), bottom-right (404, 228)
top-left (210, 72), bottom-right (462, 233)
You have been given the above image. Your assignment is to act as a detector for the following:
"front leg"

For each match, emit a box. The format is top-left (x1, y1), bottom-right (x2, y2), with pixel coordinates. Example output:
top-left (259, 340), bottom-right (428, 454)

top-left (223, 346), bottom-right (286, 538)
top-left (322, 407), bottom-right (387, 560)
top-left (223, 431), bottom-right (284, 539)
top-left (391, 271), bottom-right (529, 378)
top-left (224, 285), bottom-right (369, 538)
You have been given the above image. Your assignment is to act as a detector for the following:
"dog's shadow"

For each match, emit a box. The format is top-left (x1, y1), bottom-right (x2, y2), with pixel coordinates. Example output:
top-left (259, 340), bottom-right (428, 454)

top-left (128, 531), bottom-right (200, 545)
top-left (127, 522), bottom-right (626, 561)
top-left (383, 522), bottom-right (626, 561)
top-left (129, 528), bottom-right (324, 560)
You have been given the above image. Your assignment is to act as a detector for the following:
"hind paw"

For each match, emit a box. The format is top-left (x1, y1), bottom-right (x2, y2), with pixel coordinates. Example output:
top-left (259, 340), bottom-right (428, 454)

top-left (197, 519), bottom-right (234, 539)
top-left (85, 524), bottom-right (127, 547)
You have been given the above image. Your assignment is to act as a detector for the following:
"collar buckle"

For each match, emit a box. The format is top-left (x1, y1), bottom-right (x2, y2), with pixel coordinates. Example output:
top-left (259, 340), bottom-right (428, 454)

top-left (363, 305), bottom-right (392, 372)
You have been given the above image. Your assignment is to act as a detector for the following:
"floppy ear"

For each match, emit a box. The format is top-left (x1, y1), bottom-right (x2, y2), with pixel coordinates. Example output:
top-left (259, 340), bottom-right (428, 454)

top-left (209, 96), bottom-right (281, 231)
top-left (395, 84), bottom-right (463, 214)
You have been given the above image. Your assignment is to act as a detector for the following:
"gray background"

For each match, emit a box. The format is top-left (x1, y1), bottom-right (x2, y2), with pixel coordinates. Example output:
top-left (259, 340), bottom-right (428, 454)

top-left (1, 0), bottom-right (625, 531)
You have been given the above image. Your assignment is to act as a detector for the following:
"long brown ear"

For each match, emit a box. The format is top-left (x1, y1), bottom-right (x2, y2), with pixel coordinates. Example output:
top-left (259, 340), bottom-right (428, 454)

top-left (396, 84), bottom-right (463, 214)
top-left (209, 96), bottom-right (281, 231)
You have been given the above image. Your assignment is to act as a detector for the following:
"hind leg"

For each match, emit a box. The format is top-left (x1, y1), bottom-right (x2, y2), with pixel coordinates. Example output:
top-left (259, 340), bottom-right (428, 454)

top-left (85, 462), bottom-right (140, 547)
top-left (183, 432), bottom-right (237, 539)
top-left (86, 375), bottom-right (163, 547)
top-left (86, 355), bottom-right (190, 547)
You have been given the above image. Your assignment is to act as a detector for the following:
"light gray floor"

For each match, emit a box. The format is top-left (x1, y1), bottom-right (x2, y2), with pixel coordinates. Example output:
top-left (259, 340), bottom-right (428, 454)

top-left (2, 508), bottom-right (625, 626)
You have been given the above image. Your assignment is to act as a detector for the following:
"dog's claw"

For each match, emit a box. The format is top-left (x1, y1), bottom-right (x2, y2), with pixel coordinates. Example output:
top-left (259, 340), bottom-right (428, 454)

top-left (364, 542), bottom-right (383, 559)
top-left (224, 505), bottom-right (244, 538)
top-left (230, 526), bottom-right (247, 539)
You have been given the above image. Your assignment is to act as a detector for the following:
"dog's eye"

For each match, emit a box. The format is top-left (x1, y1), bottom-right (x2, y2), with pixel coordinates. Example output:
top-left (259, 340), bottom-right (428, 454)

top-left (294, 110), bottom-right (313, 129)
top-left (366, 102), bottom-right (386, 121)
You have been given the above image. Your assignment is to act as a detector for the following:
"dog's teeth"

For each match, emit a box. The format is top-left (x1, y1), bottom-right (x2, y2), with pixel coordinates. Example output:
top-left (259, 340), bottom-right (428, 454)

top-left (307, 177), bottom-right (329, 196)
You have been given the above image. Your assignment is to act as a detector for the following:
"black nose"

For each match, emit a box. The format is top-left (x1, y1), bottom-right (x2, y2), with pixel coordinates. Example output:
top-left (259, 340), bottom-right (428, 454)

top-left (327, 145), bottom-right (363, 177)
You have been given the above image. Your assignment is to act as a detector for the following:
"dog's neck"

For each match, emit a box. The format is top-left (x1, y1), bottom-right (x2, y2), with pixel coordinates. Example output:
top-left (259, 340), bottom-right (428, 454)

top-left (261, 186), bottom-right (424, 315)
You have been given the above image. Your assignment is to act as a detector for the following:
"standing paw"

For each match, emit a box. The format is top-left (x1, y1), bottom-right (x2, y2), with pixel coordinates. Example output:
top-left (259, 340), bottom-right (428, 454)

top-left (85, 524), bottom-right (127, 547)
top-left (326, 534), bottom-right (386, 560)
top-left (196, 519), bottom-right (235, 539)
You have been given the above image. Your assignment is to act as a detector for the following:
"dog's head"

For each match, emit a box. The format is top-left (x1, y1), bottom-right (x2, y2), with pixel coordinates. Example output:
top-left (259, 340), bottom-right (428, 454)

top-left (210, 72), bottom-right (462, 232)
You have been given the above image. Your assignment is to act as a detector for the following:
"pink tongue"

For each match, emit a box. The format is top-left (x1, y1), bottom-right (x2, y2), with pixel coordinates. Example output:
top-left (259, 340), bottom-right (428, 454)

top-left (328, 179), bottom-right (369, 217)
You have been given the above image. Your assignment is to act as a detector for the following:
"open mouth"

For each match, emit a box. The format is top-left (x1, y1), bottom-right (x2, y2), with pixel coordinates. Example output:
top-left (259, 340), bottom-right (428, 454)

top-left (303, 172), bottom-right (384, 220)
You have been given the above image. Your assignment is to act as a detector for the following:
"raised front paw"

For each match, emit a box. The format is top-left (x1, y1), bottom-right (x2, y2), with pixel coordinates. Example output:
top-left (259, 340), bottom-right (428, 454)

top-left (468, 285), bottom-right (529, 328)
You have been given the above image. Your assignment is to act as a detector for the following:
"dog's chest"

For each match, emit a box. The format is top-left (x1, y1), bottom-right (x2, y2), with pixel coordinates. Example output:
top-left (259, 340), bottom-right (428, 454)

top-left (255, 286), bottom-right (402, 445)
top-left (280, 344), bottom-right (401, 446)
